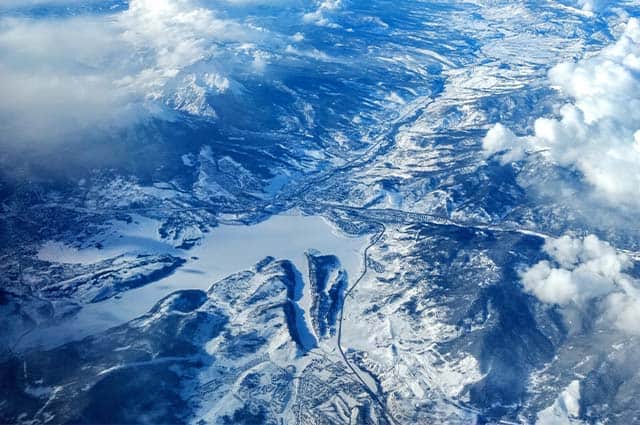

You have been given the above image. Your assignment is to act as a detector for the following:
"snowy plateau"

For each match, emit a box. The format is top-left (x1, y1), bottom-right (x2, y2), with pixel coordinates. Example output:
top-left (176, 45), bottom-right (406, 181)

top-left (1, 0), bottom-right (640, 424)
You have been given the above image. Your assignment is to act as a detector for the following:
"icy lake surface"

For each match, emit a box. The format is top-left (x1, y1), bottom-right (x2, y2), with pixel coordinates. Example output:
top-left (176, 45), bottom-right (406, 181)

top-left (25, 213), bottom-right (367, 350)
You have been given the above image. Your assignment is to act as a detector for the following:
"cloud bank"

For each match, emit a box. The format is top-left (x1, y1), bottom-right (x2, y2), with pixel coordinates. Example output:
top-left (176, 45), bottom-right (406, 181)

top-left (521, 234), bottom-right (640, 335)
top-left (483, 18), bottom-right (640, 207)
top-left (0, 0), bottom-right (262, 147)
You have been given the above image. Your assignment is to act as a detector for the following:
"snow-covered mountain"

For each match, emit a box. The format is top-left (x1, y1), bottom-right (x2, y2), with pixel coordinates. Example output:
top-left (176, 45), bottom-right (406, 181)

top-left (2, 0), bottom-right (640, 424)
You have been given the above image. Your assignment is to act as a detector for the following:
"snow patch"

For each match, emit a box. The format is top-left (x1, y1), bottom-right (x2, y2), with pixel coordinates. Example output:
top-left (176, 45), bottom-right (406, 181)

top-left (537, 380), bottom-right (582, 425)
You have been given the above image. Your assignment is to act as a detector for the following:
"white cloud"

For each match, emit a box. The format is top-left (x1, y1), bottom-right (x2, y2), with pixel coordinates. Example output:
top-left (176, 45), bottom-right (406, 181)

top-left (0, 16), bottom-right (136, 143)
top-left (603, 292), bottom-right (640, 335)
top-left (0, 0), bottom-right (260, 146)
top-left (481, 123), bottom-right (526, 163)
top-left (303, 0), bottom-right (341, 28)
top-left (217, 0), bottom-right (297, 4)
top-left (521, 234), bottom-right (640, 335)
top-left (482, 18), bottom-right (640, 207)
top-left (575, 0), bottom-right (605, 13)
top-left (521, 235), bottom-right (626, 305)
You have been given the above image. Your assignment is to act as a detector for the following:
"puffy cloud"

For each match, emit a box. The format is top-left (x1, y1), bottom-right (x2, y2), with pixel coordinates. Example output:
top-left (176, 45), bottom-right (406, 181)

top-left (604, 292), bottom-right (640, 335)
top-left (481, 123), bottom-right (527, 164)
top-left (483, 19), bottom-right (640, 206)
top-left (575, 0), bottom-right (607, 13)
top-left (0, 0), bottom-right (260, 147)
top-left (521, 234), bottom-right (640, 335)
top-left (303, 0), bottom-right (341, 27)
top-left (521, 235), bottom-right (627, 306)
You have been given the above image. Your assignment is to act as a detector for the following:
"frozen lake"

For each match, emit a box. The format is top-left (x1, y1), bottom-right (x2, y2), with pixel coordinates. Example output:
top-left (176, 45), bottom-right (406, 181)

top-left (23, 212), bottom-right (367, 350)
